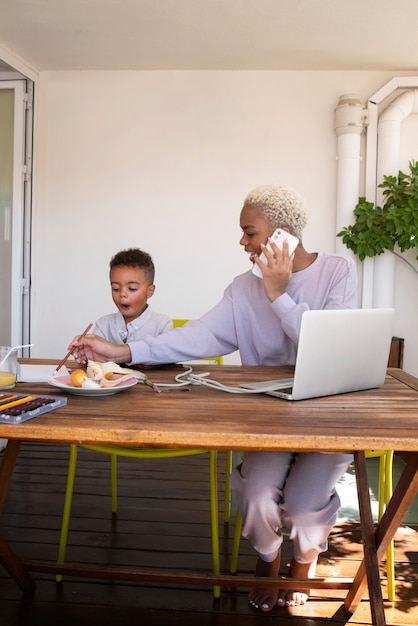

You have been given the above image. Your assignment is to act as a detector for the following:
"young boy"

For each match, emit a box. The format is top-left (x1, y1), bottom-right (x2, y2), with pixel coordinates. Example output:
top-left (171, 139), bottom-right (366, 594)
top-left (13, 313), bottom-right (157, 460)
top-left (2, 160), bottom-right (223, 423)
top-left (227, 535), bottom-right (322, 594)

top-left (93, 248), bottom-right (172, 344)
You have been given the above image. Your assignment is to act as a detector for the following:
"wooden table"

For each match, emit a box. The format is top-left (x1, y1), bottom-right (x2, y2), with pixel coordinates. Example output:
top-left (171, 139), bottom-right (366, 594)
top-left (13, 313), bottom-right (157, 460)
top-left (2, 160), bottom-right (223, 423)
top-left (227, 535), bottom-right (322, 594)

top-left (1, 363), bottom-right (418, 626)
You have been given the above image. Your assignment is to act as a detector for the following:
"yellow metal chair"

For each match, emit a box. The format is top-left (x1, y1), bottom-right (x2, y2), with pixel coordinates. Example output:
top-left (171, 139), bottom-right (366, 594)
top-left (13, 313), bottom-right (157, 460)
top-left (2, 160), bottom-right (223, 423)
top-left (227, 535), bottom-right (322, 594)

top-left (172, 319), bottom-right (223, 365)
top-left (57, 319), bottom-right (224, 597)
top-left (229, 451), bottom-right (395, 600)
top-left (57, 445), bottom-right (220, 595)
top-left (175, 322), bottom-right (266, 528)
top-left (172, 319), bottom-right (232, 522)
top-left (364, 449), bottom-right (395, 601)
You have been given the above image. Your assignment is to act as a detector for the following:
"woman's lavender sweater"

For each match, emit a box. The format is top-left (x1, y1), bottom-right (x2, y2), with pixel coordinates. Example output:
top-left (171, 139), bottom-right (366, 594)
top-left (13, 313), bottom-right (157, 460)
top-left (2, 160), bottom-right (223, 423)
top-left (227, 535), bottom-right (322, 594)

top-left (128, 252), bottom-right (358, 367)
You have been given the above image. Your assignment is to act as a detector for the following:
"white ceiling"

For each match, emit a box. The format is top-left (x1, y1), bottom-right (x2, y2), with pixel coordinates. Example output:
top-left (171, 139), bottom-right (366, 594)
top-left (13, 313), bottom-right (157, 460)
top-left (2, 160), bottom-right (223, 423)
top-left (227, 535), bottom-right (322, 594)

top-left (0, 0), bottom-right (418, 72)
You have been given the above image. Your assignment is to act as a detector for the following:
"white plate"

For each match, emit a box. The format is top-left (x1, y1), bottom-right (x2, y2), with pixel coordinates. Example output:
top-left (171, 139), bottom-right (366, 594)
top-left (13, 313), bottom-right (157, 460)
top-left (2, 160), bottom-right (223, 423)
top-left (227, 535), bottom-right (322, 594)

top-left (48, 375), bottom-right (138, 396)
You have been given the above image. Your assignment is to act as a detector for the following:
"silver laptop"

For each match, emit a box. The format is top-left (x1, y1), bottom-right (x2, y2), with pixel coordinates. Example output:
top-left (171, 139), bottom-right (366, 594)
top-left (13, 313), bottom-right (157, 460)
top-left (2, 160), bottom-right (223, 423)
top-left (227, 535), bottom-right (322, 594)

top-left (240, 308), bottom-right (395, 401)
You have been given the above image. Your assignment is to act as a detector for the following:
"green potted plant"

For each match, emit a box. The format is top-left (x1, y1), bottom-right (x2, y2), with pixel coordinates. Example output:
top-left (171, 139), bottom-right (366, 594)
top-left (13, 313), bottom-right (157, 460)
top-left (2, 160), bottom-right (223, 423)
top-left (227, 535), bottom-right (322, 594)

top-left (337, 160), bottom-right (418, 268)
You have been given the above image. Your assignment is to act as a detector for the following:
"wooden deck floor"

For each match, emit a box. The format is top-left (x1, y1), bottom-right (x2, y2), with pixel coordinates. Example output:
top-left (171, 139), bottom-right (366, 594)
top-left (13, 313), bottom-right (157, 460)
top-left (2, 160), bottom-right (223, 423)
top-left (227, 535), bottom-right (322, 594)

top-left (0, 443), bottom-right (418, 626)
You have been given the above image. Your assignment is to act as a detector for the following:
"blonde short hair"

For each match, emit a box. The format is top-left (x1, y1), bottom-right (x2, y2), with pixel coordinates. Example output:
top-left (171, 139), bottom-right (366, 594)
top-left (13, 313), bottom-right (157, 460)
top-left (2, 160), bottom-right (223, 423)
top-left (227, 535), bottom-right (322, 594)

top-left (243, 184), bottom-right (308, 240)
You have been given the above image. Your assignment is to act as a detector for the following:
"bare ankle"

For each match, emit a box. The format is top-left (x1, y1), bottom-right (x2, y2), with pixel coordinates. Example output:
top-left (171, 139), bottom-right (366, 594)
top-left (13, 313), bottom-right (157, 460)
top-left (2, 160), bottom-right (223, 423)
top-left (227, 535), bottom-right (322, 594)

top-left (255, 551), bottom-right (281, 578)
top-left (289, 556), bottom-right (317, 579)
top-left (248, 551), bottom-right (281, 612)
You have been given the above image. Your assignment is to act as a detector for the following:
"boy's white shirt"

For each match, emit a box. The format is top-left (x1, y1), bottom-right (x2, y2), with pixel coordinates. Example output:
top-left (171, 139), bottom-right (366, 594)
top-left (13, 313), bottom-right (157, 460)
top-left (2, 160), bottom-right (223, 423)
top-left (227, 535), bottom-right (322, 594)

top-left (94, 307), bottom-right (172, 344)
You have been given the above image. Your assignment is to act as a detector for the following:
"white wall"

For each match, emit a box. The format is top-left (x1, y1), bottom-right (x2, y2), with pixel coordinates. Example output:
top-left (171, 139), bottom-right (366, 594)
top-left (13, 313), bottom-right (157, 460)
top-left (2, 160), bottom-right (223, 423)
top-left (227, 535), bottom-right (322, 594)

top-left (32, 70), bottom-right (418, 372)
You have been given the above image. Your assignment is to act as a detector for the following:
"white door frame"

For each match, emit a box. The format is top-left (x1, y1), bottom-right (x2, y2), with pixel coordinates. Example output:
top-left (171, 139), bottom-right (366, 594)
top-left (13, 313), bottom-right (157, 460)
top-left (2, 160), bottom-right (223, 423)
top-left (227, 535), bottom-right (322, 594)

top-left (0, 79), bottom-right (32, 350)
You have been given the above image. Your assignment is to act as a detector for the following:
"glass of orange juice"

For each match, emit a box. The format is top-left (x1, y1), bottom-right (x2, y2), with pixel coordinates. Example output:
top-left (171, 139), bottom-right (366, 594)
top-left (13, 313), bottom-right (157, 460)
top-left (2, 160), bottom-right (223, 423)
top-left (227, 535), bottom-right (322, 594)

top-left (0, 347), bottom-right (18, 390)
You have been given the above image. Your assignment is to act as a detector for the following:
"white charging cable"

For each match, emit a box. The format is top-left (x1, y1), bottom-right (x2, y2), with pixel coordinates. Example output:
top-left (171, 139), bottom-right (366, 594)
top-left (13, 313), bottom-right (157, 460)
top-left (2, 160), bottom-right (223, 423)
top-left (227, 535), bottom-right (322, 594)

top-left (154, 365), bottom-right (195, 389)
top-left (155, 365), bottom-right (291, 395)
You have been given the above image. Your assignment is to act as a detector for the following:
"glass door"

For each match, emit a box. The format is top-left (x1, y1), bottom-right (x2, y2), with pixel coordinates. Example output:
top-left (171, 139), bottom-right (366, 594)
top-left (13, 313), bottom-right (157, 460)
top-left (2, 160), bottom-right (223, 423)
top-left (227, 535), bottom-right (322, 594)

top-left (0, 79), bottom-right (32, 349)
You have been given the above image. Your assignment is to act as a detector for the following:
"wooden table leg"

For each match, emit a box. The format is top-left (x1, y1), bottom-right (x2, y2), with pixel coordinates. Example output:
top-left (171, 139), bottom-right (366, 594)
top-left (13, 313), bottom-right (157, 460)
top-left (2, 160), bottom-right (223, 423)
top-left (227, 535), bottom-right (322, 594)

top-left (0, 535), bottom-right (36, 595)
top-left (348, 451), bottom-right (386, 625)
top-left (345, 451), bottom-right (418, 621)
top-left (0, 439), bottom-right (36, 594)
top-left (0, 439), bottom-right (21, 513)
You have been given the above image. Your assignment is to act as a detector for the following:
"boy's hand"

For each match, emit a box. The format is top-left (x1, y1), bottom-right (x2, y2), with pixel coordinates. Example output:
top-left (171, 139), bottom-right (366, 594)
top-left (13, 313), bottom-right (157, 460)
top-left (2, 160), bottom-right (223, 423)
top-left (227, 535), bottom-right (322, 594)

top-left (69, 334), bottom-right (132, 364)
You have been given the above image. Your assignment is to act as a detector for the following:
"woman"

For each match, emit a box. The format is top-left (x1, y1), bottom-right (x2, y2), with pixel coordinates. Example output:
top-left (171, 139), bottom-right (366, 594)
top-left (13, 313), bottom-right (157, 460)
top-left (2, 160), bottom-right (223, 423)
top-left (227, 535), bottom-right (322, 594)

top-left (70, 183), bottom-right (357, 612)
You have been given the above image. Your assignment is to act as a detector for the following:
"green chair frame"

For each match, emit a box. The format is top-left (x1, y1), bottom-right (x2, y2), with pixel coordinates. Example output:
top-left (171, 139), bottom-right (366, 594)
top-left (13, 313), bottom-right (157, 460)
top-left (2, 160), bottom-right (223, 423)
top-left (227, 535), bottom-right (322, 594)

top-left (229, 450), bottom-right (395, 601)
top-left (57, 319), bottom-right (224, 597)
top-left (172, 319), bottom-right (223, 365)
top-left (364, 449), bottom-right (395, 601)
top-left (173, 319), bottom-right (232, 522)
top-left (57, 444), bottom-right (220, 596)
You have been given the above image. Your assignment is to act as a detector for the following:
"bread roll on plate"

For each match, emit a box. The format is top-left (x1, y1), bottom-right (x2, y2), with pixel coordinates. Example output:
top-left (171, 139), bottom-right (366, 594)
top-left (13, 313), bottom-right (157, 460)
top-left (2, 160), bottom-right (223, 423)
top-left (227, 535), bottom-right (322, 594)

top-left (70, 369), bottom-right (88, 388)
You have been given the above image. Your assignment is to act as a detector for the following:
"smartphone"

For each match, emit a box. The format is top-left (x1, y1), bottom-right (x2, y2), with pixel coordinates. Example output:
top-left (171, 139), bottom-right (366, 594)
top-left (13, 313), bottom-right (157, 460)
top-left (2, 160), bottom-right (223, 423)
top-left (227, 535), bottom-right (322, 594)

top-left (252, 228), bottom-right (299, 278)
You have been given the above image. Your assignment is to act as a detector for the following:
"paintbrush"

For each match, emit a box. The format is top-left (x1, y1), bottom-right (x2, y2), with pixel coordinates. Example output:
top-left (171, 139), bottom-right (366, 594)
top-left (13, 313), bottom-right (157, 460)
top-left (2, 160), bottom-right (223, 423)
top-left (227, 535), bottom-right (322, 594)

top-left (54, 323), bottom-right (92, 374)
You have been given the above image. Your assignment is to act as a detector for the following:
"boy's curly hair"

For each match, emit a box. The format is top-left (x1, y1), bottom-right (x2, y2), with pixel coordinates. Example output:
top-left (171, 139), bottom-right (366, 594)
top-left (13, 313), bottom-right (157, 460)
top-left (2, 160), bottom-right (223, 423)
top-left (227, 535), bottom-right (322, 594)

top-left (110, 248), bottom-right (155, 283)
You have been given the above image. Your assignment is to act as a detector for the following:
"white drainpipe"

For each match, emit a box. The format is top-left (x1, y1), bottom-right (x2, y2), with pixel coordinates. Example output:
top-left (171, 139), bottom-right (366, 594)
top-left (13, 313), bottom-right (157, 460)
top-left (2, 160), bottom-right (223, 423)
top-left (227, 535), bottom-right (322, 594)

top-left (334, 95), bottom-right (368, 258)
top-left (373, 89), bottom-right (418, 307)
top-left (336, 85), bottom-right (418, 310)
